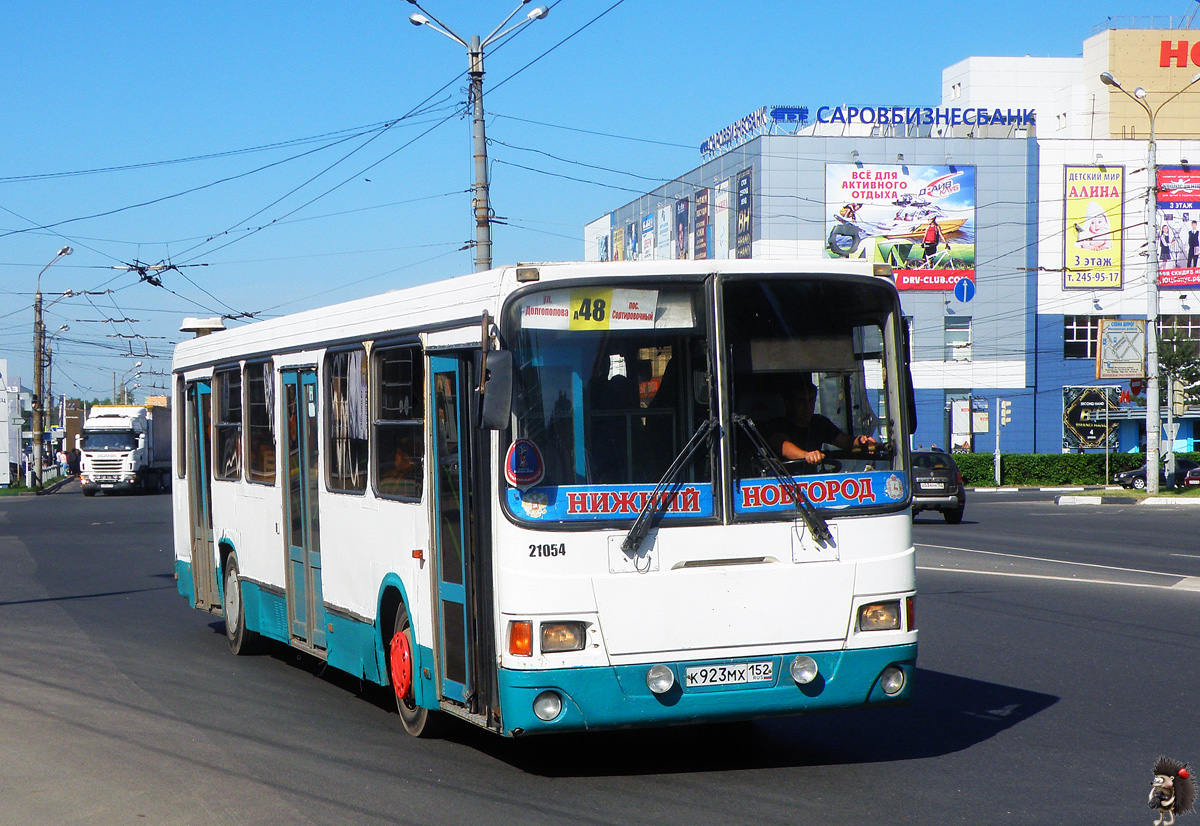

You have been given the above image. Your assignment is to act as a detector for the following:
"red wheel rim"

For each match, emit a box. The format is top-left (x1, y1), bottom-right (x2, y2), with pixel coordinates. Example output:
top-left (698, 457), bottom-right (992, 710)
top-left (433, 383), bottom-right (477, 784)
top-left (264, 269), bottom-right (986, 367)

top-left (389, 628), bottom-right (413, 701)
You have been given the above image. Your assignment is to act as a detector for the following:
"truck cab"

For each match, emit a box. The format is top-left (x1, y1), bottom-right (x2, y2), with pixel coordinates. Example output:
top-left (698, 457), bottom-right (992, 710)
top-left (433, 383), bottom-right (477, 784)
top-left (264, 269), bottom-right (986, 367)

top-left (79, 406), bottom-right (171, 495)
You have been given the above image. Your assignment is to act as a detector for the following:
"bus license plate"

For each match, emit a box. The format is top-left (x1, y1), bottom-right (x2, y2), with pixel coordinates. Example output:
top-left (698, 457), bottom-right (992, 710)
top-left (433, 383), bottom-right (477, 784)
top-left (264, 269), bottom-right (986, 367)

top-left (685, 661), bottom-right (773, 688)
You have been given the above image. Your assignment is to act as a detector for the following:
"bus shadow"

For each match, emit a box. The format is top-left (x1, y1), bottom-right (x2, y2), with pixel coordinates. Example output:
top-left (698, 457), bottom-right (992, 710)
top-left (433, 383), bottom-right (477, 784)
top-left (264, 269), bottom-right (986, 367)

top-left (465, 668), bottom-right (1057, 776)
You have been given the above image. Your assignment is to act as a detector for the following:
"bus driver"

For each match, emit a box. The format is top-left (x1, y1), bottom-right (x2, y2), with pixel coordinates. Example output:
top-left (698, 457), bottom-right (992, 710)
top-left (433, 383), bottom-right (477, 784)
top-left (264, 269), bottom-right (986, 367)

top-left (766, 373), bottom-right (876, 466)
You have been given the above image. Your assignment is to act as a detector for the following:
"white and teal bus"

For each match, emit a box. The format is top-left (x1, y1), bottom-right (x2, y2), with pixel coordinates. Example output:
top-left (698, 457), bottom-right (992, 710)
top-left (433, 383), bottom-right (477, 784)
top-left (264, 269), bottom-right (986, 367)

top-left (172, 259), bottom-right (917, 737)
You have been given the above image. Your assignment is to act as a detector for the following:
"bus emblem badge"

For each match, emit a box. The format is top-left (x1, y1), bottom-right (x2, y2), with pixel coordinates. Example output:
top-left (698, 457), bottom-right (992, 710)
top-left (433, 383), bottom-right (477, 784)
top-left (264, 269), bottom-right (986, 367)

top-left (885, 473), bottom-right (905, 500)
top-left (505, 439), bottom-right (545, 490)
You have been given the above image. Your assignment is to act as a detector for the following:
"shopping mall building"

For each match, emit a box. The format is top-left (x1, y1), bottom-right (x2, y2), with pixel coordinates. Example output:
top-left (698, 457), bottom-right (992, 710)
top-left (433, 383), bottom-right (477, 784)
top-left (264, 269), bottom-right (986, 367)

top-left (584, 21), bottom-right (1200, 455)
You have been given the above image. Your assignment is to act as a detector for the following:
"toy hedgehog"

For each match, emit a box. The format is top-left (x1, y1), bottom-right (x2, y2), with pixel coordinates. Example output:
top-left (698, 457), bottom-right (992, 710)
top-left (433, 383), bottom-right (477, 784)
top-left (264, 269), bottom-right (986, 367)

top-left (1150, 756), bottom-right (1197, 826)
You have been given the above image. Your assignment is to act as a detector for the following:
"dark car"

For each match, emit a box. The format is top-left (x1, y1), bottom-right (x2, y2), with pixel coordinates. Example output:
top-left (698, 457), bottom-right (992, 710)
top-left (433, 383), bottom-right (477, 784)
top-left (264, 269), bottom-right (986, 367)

top-left (1115, 458), bottom-right (1199, 490)
top-left (910, 451), bottom-right (966, 523)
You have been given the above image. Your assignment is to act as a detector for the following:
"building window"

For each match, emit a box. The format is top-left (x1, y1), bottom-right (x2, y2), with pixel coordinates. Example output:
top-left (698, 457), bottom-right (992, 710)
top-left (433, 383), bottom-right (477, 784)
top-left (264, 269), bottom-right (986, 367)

top-left (327, 347), bottom-right (369, 493)
top-left (950, 82), bottom-right (962, 101)
top-left (1063, 315), bottom-right (1108, 359)
top-left (214, 367), bottom-right (242, 481)
top-left (245, 361), bottom-right (275, 485)
top-left (944, 316), bottom-right (972, 362)
top-left (1160, 315), bottom-right (1200, 342)
top-left (373, 345), bottom-right (424, 500)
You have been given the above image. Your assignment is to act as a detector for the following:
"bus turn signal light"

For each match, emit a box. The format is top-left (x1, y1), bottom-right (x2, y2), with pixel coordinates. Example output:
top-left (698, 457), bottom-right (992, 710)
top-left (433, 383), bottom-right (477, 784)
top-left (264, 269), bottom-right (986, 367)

top-left (509, 620), bottom-right (532, 656)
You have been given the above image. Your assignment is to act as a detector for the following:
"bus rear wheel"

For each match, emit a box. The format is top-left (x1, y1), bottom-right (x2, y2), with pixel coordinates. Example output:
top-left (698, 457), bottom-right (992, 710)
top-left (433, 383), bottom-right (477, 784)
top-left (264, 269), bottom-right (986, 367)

top-left (389, 603), bottom-right (439, 738)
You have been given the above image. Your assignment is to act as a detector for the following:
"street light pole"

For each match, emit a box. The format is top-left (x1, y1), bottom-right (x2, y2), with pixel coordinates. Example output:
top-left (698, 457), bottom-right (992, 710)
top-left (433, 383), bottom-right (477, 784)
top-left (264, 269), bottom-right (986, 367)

top-left (1100, 70), bottom-right (1200, 494)
top-left (407, 0), bottom-right (549, 272)
top-left (32, 246), bottom-right (72, 490)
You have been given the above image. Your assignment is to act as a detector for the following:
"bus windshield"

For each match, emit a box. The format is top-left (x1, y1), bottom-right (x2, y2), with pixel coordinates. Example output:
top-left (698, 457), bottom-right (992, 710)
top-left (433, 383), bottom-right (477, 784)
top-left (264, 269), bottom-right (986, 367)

top-left (81, 430), bottom-right (137, 451)
top-left (724, 277), bottom-right (907, 515)
top-left (506, 284), bottom-right (712, 523)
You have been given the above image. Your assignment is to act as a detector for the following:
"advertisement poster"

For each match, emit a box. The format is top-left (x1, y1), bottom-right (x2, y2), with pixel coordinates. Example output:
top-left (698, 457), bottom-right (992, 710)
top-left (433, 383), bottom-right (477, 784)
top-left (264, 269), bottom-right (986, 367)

top-left (1062, 386), bottom-right (1118, 450)
top-left (824, 164), bottom-right (976, 290)
top-left (625, 222), bottom-right (638, 260)
top-left (1063, 165), bottom-right (1124, 290)
top-left (674, 197), bottom-right (690, 259)
top-left (735, 167), bottom-right (753, 259)
top-left (641, 214), bottom-right (655, 260)
top-left (1156, 166), bottom-right (1200, 288)
top-left (694, 189), bottom-right (710, 259)
top-left (611, 222), bottom-right (625, 261)
top-left (714, 180), bottom-right (732, 259)
top-left (656, 205), bottom-right (671, 259)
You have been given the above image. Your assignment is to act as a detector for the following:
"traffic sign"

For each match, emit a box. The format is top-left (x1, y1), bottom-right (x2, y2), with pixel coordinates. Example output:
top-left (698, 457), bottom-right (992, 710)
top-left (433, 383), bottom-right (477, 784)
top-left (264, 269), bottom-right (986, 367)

top-left (953, 277), bottom-right (975, 303)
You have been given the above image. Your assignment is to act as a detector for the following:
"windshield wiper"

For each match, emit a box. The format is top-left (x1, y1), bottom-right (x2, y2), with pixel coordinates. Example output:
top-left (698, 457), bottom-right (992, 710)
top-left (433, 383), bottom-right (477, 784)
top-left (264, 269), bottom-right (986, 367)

top-left (733, 414), bottom-right (832, 544)
top-left (621, 417), bottom-right (717, 555)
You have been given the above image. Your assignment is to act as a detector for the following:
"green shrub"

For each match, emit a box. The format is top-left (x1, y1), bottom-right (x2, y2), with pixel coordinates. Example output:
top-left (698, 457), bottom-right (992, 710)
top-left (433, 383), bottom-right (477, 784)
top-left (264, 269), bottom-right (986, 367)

top-left (950, 451), bottom-right (1200, 487)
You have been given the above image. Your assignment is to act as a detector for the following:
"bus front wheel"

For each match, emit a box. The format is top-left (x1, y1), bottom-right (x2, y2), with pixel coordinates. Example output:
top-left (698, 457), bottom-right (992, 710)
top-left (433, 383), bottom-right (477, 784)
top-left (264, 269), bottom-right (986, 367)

top-left (389, 602), bottom-right (438, 738)
top-left (223, 555), bottom-right (263, 655)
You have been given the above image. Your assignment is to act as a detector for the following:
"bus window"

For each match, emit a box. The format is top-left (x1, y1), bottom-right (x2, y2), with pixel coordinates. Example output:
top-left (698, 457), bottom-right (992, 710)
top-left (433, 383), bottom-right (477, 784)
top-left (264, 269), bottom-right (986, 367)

top-left (245, 361), bottom-right (276, 485)
top-left (327, 347), bottom-right (369, 493)
top-left (506, 285), bottom-right (712, 519)
top-left (373, 345), bottom-right (424, 500)
top-left (214, 367), bottom-right (242, 481)
top-left (724, 278), bottom-right (903, 510)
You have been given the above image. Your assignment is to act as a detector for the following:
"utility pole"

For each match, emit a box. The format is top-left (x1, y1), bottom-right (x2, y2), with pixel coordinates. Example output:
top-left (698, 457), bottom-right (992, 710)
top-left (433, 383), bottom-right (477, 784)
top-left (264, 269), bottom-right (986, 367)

top-left (32, 246), bottom-right (72, 490)
top-left (1101, 69), bottom-right (1200, 493)
top-left (407, 0), bottom-right (549, 272)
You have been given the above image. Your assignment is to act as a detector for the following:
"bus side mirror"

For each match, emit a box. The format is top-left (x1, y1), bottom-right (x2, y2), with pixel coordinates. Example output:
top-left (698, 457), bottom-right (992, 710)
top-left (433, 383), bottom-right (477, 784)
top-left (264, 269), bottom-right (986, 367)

top-left (903, 320), bottom-right (917, 434)
top-left (478, 350), bottom-right (513, 430)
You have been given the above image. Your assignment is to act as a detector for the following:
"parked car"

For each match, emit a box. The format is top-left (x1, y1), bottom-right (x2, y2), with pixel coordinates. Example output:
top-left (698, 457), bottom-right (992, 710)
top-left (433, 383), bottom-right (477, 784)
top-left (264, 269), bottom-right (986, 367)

top-left (910, 450), bottom-right (966, 523)
top-left (1113, 458), bottom-right (1199, 490)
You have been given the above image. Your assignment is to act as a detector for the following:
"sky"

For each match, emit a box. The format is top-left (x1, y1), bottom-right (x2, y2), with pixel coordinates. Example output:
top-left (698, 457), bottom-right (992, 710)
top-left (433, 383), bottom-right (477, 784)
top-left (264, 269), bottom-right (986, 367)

top-left (2, 0), bottom-right (1197, 402)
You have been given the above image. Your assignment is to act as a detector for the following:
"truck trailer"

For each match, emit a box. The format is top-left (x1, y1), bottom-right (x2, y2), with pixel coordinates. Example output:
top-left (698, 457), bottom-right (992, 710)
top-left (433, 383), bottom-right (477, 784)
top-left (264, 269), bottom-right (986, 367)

top-left (79, 405), bottom-right (171, 495)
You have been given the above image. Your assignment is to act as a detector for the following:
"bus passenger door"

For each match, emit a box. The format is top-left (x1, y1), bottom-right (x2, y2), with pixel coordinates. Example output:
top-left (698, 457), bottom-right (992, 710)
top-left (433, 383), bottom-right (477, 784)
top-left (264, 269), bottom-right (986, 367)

top-left (186, 380), bottom-right (219, 610)
top-left (430, 355), bottom-right (472, 704)
top-left (282, 369), bottom-right (326, 651)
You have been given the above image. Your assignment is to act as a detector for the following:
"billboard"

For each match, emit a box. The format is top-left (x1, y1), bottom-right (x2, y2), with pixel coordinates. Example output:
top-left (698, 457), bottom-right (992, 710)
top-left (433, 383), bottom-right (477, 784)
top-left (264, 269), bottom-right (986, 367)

top-left (1063, 386), bottom-right (1118, 450)
top-left (735, 167), bottom-right (753, 258)
top-left (1156, 166), bottom-right (1200, 288)
top-left (1063, 165), bottom-right (1124, 290)
top-left (674, 198), bottom-right (690, 259)
top-left (694, 189), bottom-right (710, 260)
top-left (824, 164), bottom-right (976, 290)
top-left (1096, 318), bottom-right (1145, 379)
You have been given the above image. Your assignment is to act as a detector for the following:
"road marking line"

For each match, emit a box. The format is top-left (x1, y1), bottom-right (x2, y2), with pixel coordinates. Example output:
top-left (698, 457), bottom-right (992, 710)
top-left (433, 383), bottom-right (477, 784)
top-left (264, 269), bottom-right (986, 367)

top-left (917, 543), bottom-right (1184, 579)
top-left (917, 566), bottom-right (1187, 591)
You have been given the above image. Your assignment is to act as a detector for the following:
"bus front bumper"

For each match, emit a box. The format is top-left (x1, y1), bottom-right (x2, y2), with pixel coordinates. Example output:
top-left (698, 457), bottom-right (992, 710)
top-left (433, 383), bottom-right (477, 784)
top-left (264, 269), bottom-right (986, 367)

top-left (496, 643), bottom-right (916, 736)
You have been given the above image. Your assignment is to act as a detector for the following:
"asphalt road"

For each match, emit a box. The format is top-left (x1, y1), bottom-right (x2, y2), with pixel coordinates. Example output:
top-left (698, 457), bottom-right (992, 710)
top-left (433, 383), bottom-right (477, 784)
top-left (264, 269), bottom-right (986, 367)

top-left (1, 485), bottom-right (1197, 825)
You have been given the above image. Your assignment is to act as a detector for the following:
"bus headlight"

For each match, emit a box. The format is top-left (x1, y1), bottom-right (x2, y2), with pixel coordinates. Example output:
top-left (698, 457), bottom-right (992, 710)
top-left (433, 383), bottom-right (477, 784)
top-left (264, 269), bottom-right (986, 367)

top-left (533, 690), bottom-right (562, 721)
top-left (790, 655), bottom-right (819, 685)
top-left (880, 666), bottom-right (906, 696)
top-left (540, 621), bottom-right (586, 652)
top-left (645, 664), bottom-right (675, 694)
top-left (858, 600), bottom-right (901, 631)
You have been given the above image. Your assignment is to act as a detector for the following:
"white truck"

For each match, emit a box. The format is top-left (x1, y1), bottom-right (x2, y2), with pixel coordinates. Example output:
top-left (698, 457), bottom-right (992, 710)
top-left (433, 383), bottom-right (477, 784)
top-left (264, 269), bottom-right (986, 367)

top-left (79, 405), bottom-right (172, 496)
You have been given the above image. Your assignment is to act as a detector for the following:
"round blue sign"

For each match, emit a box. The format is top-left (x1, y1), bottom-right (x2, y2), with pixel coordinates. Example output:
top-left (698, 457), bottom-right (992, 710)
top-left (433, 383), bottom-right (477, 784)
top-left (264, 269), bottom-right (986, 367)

top-left (953, 277), bottom-right (976, 303)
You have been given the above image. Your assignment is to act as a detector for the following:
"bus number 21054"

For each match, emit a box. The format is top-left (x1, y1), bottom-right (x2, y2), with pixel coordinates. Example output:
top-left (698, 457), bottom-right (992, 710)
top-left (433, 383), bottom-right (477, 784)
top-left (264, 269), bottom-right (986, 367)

top-left (530, 543), bottom-right (566, 557)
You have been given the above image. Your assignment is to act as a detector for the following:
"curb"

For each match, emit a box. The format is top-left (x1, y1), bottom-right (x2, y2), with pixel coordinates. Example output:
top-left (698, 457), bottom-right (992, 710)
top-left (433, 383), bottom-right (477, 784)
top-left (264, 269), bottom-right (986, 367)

top-left (968, 486), bottom-right (1118, 493)
top-left (1056, 493), bottom-right (1200, 505)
